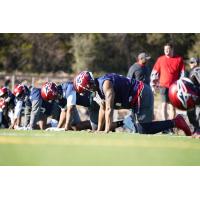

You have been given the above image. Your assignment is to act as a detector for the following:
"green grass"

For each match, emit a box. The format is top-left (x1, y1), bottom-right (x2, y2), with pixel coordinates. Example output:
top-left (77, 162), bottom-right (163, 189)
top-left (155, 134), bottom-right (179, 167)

top-left (0, 129), bottom-right (199, 166)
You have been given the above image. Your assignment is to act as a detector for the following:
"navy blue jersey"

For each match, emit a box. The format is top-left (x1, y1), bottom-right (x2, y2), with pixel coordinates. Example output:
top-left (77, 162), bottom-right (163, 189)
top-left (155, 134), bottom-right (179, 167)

top-left (96, 73), bottom-right (140, 109)
top-left (6, 92), bottom-right (16, 110)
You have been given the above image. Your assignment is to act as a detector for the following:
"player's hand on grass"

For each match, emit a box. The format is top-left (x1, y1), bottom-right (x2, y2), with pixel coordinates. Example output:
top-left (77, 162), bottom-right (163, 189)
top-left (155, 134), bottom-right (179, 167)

top-left (9, 124), bottom-right (15, 129)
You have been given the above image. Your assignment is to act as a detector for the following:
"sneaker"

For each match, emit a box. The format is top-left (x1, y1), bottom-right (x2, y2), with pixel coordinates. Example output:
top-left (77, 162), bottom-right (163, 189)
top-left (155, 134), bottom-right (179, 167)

top-left (173, 115), bottom-right (192, 136)
top-left (123, 115), bottom-right (137, 133)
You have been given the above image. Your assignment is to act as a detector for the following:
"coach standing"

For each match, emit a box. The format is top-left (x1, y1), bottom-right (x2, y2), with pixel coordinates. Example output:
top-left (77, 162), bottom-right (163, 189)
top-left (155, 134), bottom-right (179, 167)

top-left (127, 52), bottom-right (151, 85)
top-left (150, 43), bottom-right (185, 120)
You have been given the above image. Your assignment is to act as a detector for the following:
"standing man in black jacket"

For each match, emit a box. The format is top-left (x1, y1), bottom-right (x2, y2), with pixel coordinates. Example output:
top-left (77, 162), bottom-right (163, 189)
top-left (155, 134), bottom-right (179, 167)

top-left (127, 52), bottom-right (151, 85)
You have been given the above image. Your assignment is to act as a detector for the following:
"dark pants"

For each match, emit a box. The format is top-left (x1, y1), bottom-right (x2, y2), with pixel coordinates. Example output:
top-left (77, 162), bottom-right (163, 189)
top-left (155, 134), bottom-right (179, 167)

top-left (133, 84), bottom-right (154, 123)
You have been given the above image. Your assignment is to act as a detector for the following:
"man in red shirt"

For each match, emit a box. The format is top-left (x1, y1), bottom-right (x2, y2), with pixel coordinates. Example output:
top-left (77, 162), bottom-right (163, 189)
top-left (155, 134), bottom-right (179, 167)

top-left (150, 43), bottom-right (185, 121)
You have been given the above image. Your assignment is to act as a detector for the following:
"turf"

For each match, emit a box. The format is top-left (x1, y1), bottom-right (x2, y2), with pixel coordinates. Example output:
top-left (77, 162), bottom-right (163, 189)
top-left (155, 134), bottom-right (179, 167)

top-left (0, 129), bottom-right (199, 166)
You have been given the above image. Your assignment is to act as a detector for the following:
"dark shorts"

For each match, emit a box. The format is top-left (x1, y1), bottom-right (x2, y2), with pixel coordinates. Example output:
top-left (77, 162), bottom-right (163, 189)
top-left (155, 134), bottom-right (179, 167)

top-left (160, 87), bottom-right (170, 103)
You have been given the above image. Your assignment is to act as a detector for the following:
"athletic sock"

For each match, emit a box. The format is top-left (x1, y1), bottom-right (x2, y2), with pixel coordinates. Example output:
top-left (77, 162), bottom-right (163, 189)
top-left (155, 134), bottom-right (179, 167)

top-left (137, 120), bottom-right (174, 134)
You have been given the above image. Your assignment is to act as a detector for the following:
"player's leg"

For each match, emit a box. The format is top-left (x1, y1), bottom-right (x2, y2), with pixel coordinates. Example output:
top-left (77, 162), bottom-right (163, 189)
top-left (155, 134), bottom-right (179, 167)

top-left (168, 103), bottom-right (176, 119)
top-left (137, 120), bottom-right (174, 134)
top-left (136, 85), bottom-right (154, 123)
top-left (137, 115), bottom-right (192, 136)
top-left (70, 106), bottom-right (91, 130)
top-left (24, 104), bottom-right (31, 127)
top-left (88, 100), bottom-right (99, 130)
top-left (160, 87), bottom-right (168, 120)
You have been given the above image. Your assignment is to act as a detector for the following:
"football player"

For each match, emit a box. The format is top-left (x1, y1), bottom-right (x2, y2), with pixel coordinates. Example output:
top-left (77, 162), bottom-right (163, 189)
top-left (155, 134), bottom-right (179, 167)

top-left (12, 84), bottom-right (60, 130)
top-left (41, 81), bottom-right (100, 131)
top-left (73, 71), bottom-right (192, 136)
top-left (0, 87), bottom-right (20, 128)
top-left (41, 81), bottom-right (128, 132)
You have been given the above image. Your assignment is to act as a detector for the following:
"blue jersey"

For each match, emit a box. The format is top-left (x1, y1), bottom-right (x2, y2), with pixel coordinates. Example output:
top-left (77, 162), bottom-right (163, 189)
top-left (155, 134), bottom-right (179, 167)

top-left (96, 73), bottom-right (140, 109)
top-left (25, 87), bottom-right (52, 115)
top-left (57, 82), bottom-right (91, 109)
top-left (29, 88), bottom-right (41, 101)
top-left (25, 87), bottom-right (41, 106)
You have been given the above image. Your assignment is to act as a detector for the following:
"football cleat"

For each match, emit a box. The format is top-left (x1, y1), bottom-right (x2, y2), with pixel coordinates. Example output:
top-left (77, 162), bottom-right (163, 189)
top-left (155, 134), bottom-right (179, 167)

top-left (173, 114), bottom-right (192, 136)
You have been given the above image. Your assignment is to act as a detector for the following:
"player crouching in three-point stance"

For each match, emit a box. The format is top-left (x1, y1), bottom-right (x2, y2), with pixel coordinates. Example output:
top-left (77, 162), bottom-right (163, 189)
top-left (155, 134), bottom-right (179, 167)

top-left (73, 71), bottom-right (192, 136)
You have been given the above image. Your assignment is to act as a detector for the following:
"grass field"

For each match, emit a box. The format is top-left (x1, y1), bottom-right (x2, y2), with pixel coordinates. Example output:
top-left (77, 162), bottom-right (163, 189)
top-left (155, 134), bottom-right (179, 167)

top-left (0, 129), bottom-right (199, 166)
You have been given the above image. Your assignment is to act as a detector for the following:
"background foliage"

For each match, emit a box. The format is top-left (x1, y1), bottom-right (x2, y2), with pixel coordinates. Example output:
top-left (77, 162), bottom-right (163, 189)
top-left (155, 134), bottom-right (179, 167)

top-left (0, 33), bottom-right (198, 75)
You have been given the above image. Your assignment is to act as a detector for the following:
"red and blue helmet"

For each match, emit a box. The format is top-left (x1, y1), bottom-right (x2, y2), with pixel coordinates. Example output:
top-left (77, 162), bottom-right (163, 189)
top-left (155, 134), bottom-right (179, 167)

top-left (169, 77), bottom-right (200, 110)
top-left (13, 84), bottom-right (26, 98)
top-left (73, 71), bottom-right (95, 94)
top-left (41, 82), bottom-right (58, 101)
top-left (0, 87), bottom-right (9, 98)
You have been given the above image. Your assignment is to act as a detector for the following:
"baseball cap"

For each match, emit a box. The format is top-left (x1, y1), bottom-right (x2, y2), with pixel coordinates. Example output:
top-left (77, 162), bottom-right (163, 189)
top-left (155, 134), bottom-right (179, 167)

top-left (138, 52), bottom-right (151, 60)
top-left (189, 57), bottom-right (197, 63)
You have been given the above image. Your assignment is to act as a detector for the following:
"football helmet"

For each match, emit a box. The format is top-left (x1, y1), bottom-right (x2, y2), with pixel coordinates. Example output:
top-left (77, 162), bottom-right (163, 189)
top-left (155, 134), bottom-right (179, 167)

top-left (169, 77), bottom-right (200, 110)
top-left (41, 82), bottom-right (58, 101)
top-left (73, 71), bottom-right (95, 94)
top-left (13, 84), bottom-right (26, 98)
top-left (0, 87), bottom-right (9, 98)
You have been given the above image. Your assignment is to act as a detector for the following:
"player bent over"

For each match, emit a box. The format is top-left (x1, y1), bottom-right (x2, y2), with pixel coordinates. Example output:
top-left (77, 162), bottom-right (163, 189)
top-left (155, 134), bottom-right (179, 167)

top-left (73, 71), bottom-right (192, 136)
top-left (41, 82), bottom-right (127, 132)
top-left (0, 87), bottom-right (21, 128)
top-left (12, 84), bottom-right (60, 130)
top-left (41, 81), bottom-right (99, 131)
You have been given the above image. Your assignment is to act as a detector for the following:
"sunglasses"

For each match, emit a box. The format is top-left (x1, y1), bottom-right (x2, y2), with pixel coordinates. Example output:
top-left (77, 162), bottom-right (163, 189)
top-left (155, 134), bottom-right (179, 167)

top-left (190, 62), bottom-right (195, 64)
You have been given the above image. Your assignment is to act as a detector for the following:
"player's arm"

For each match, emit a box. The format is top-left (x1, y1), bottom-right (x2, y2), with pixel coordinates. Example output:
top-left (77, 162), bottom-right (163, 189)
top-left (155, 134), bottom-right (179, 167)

top-left (64, 90), bottom-right (76, 131)
top-left (64, 105), bottom-right (75, 130)
top-left (102, 80), bottom-right (115, 133)
top-left (97, 102), bottom-right (105, 131)
top-left (10, 100), bottom-right (23, 129)
top-left (57, 109), bottom-right (67, 128)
